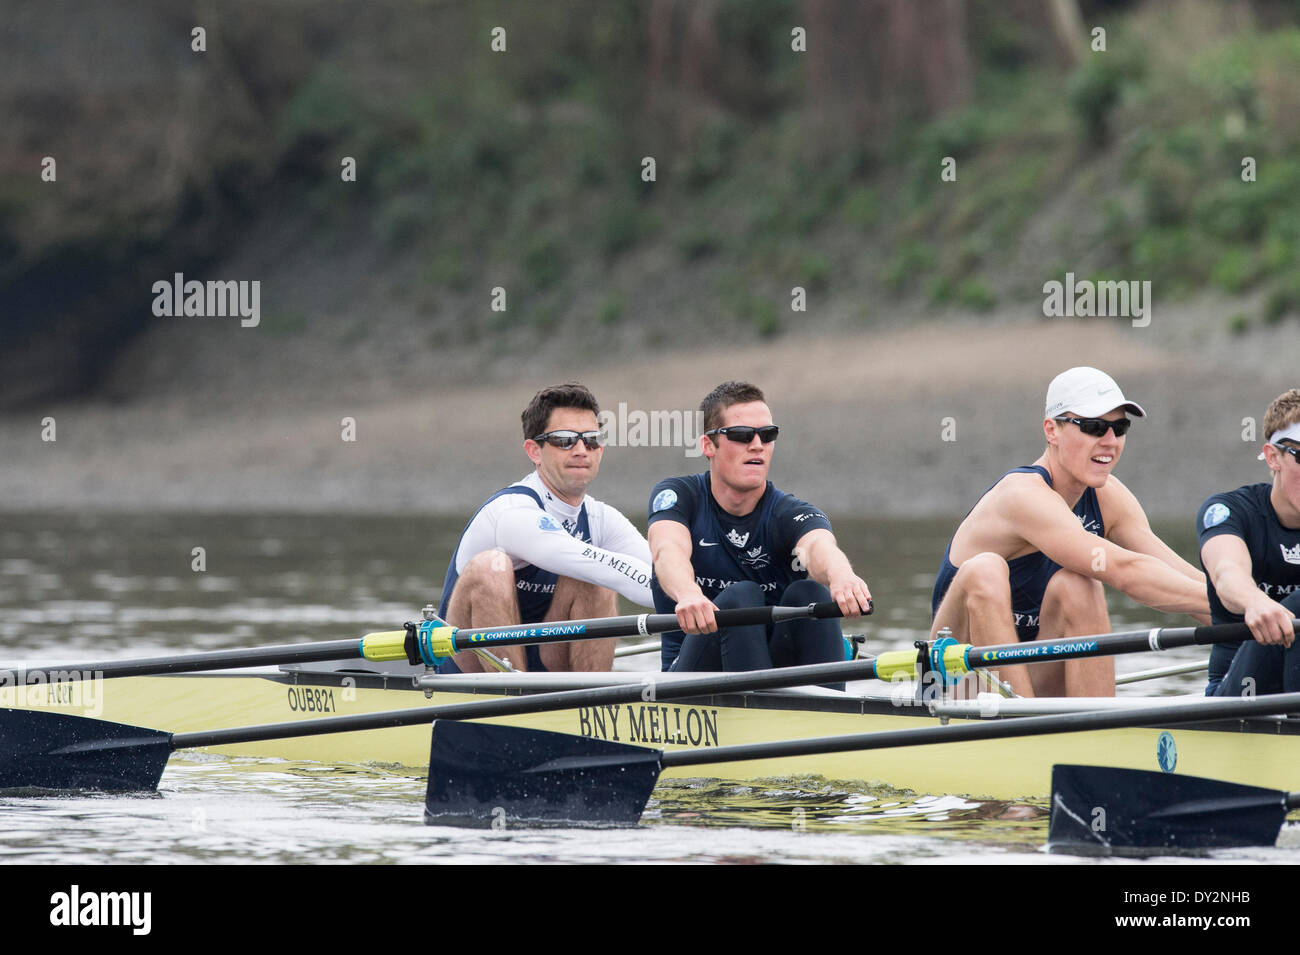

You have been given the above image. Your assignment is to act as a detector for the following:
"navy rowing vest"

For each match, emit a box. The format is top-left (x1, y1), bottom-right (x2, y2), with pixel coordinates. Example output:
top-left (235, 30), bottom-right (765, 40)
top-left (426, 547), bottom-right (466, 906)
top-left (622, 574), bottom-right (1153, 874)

top-left (438, 485), bottom-right (592, 623)
top-left (931, 465), bottom-right (1104, 640)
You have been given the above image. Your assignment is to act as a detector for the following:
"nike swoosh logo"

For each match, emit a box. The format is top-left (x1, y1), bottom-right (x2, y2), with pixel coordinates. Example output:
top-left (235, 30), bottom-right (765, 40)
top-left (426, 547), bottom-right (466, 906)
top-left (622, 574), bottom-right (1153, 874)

top-left (698, 539), bottom-right (719, 547)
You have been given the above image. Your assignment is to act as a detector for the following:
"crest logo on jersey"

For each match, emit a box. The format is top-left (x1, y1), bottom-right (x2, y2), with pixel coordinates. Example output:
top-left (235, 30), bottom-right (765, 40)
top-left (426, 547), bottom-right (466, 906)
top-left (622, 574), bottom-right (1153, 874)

top-left (741, 546), bottom-right (769, 569)
top-left (1282, 543), bottom-right (1300, 565)
top-left (1203, 503), bottom-right (1230, 528)
top-left (727, 528), bottom-right (750, 548)
top-left (538, 515), bottom-right (562, 532)
top-left (652, 489), bottom-right (678, 512)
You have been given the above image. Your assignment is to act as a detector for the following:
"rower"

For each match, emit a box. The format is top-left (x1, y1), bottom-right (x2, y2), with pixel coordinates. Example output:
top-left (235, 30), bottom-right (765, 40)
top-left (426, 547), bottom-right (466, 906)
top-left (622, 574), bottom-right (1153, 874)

top-left (434, 382), bottom-right (655, 673)
top-left (647, 380), bottom-right (872, 682)
top-left (1198, 388), bottom-right (1300, 696)
top-left (929, 366), bottom-right (1210, 698)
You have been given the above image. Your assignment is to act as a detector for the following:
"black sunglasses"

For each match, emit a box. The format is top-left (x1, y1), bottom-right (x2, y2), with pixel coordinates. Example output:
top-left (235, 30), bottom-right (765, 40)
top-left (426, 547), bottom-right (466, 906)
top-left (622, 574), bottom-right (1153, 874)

top-left (706, 425), bottom-right (780, 444)
top-left (1274, 443), bottom-right (1300, 462)
top-left (532, 430), bottom-right (602, 450)
top-left (1054, 416), bottom-right (1132, 438)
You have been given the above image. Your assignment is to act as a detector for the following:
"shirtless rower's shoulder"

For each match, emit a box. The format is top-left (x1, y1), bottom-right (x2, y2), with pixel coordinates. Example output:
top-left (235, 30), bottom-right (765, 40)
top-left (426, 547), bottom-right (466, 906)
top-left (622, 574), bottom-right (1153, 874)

top-left (931, 366), bottom-right (1209, 698)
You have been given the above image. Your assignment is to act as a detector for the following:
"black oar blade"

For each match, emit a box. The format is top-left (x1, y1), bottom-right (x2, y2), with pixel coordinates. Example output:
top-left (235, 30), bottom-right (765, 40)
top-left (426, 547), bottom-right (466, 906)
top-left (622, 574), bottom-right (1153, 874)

top-left (424, 721), bottom-right (662, 828)
top-left (1049, 764), bottom-right (1288, 851)
top-left (0, 709), bottom-right (171, 793)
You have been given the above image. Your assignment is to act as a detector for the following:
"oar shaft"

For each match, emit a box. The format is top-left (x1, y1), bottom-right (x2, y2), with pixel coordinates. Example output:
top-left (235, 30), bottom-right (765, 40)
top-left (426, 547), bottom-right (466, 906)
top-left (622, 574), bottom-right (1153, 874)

top-left (435, 602), bottom-right (844, 658)
top-left (661, 688), bottom-right (1300, 768)
top-left (962, 621), bottom-right (1280, 670)
top-left (12, 603), bottom-right (850, 682)
top-left (173, 657), bottom-right (879, 749)
top-left (5, 639), bottom-right (370, 682)
top-left (867, 620), bottom-right (1299, 682)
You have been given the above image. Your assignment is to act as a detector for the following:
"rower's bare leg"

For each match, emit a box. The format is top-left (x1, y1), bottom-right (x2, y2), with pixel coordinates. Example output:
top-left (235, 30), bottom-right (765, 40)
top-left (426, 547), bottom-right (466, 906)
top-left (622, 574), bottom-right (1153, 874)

top-left (443, 550), bottom-right (528, 672)
top-left (930, 553), bottom-right (1034, 698)
top-left (537, 576), bottom-right (617, 672)
top-left (1037, 569), bottom-right (1113, 697)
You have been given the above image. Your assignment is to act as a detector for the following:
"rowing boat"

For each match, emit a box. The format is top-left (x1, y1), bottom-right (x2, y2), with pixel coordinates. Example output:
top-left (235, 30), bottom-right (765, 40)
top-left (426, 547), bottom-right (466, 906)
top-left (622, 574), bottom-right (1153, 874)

top-left (7, 657), bottom-right (1298, 801)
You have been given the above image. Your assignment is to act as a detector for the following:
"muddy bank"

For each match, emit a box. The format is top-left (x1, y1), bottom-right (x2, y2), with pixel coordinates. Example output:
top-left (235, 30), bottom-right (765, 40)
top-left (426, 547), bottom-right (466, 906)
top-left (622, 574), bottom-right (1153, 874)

top-left (2, 314), bottom-right (1291, 522)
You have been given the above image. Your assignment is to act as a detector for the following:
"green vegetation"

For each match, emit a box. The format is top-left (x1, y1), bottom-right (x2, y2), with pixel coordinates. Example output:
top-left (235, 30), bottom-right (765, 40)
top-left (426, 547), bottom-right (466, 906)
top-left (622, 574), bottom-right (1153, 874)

top-left (596, 291), bottom-right (625, 325)
top-left (13, 0), bottom-right (1300, 361)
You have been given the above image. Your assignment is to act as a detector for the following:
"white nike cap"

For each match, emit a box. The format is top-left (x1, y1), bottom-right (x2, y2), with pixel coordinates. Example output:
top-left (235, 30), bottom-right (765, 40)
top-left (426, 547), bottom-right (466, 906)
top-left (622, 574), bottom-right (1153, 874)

top-left (1044, 366), bottom-right (1146, 419)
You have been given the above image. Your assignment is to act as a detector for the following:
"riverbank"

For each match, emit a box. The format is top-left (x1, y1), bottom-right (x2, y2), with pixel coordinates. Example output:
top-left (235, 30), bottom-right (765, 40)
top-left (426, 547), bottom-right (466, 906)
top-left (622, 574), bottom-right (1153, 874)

top-left (2, 308), bottom-right (1289, 520)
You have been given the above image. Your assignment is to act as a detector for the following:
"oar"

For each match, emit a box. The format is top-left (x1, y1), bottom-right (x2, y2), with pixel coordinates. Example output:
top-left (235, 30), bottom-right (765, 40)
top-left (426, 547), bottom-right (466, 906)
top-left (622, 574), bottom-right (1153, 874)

top-left (1048, 764), bottom-right (1300, 851)
top-left (866, 619), bottom-right (1299, 685)
top-left (0, 655), bottom-right (880, 794)
top-left (4, 601), bottom-right (846, 682)
top-left (421, 688), bottom-right (1300, 827)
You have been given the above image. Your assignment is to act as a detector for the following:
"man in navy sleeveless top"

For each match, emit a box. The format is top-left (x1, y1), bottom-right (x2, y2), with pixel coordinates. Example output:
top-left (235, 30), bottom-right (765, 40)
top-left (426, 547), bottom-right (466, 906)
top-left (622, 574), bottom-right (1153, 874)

top-left (930, 367), bottom-right (1209, 697)
top-left (648, 381), bottom-right (872, 676)
top-left (436, 383), bottom-right (654, 673)
top-left (1198, 388), bottom-right (1300, 696)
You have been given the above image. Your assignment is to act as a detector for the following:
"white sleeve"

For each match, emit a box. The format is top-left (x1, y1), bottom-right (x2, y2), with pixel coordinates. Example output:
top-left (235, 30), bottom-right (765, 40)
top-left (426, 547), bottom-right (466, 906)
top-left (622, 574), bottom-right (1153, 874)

top-left (594, 504), bottom-right (652, 565)
top-left (495, 507), bottom-right (655, 607)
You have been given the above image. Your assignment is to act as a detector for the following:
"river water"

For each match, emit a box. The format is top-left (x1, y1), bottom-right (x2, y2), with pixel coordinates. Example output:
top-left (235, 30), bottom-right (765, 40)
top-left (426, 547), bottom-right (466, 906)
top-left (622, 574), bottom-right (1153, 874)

top-left (0, 511), bottom-right (1293, 868)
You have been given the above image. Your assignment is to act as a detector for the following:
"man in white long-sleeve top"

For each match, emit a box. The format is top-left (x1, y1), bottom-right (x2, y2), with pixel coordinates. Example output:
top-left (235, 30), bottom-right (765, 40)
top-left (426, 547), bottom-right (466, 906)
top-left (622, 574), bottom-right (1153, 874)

top-left (435, 383), bottom-right (654, 673)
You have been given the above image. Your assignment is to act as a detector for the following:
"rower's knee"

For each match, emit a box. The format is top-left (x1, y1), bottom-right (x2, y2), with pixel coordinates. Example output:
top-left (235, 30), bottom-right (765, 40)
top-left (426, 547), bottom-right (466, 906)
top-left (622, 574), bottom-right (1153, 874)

top-left (954, 553), bottom-right (1011, 608)
top-left (1043, 569), bottom-right (1105, 620)
top-left (552, 575), bottom-right (617, 614)
top-left (458, 550), bottom-right (516, 594)
top-left (782, 579), bottom-right (831, 605)
top-left (714, 581), bottom-right (764, 610)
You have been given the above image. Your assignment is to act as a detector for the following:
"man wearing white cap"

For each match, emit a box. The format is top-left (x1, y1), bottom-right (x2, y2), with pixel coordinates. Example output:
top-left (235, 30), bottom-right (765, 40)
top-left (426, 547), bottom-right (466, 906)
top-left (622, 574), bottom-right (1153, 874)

top-left (930, 366), bottom-right (1210, 697)
top-left (1197, 388), bottom-right (1300, 697)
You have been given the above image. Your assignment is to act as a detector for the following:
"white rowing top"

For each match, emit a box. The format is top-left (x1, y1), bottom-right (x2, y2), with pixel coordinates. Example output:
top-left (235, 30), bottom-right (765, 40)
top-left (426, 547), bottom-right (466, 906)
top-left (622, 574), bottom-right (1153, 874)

top-left (452, 471), bottom-right (654, 606)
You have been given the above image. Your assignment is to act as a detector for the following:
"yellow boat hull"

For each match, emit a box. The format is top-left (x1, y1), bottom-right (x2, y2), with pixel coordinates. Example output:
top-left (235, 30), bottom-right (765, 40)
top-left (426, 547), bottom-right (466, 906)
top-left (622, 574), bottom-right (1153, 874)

top-left (7, 668), bottom-right (1298, 800)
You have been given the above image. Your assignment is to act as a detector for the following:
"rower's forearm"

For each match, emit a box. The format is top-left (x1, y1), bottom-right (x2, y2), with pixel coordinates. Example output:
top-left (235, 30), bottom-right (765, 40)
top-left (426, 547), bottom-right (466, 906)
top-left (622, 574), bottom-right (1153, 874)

top-left (653, 550), bottom-right (702, 605)
top-left (803, 538), bottom-right (849, 586)
top-left (1210, 564), bottom-right (1265, 617)
top-left (1131, 573), bottom-right (1211, 616)
top-left (1111, 555), bottom-right (1210, 615)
